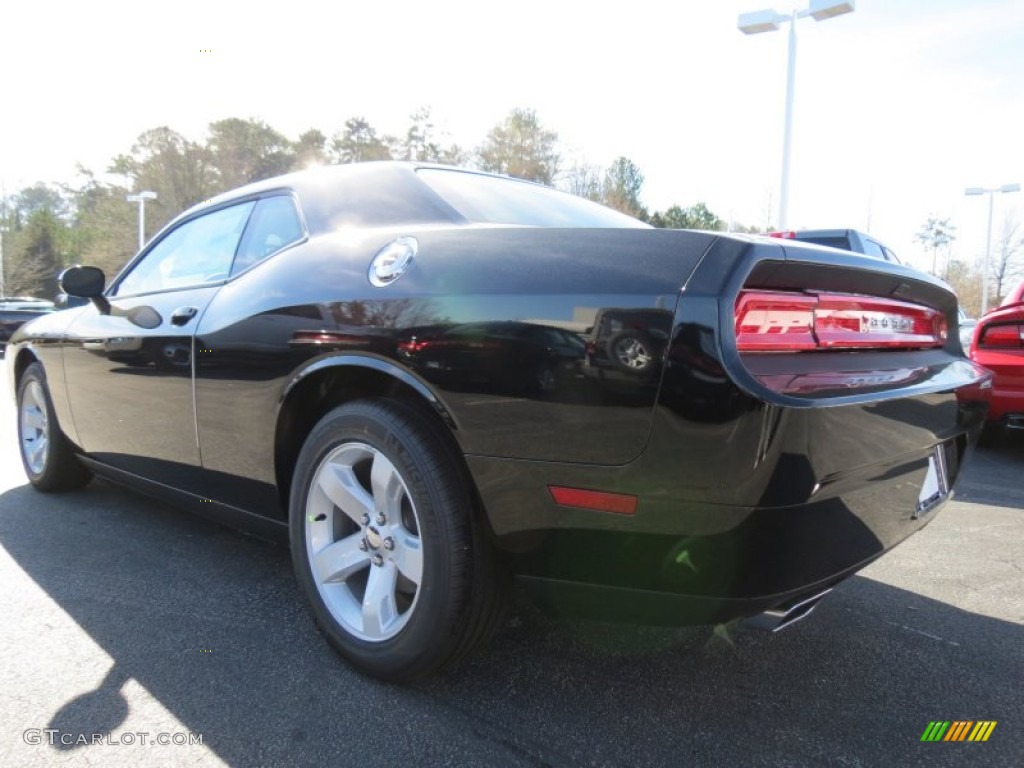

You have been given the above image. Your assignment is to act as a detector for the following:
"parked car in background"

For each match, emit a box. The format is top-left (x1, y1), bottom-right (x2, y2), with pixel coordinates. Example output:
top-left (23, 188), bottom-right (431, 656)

top-left (8, 162), bottom-right (992, 681)
top-left (968, 280), bottom-right (1024, 443)
top-left (767, 228), bottom-right (901, 264)
top-left (0, 298), bottom-right (55, 357)
top-left (958, 308), bottom-right (977, 350)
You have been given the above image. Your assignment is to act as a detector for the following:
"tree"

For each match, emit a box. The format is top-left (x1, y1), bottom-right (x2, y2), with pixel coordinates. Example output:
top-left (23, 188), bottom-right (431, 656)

top-left (1, 184), bottom-right (75, 297)
top-left (561, 162), bottom-right (603, 202)
top-left (477, 108), bottom-right (560, 185)
top-left (915, 216), bottom-right (956, 276)
top-left (295, 129), bottom-right (329, 169)
top-left (2, 208), bottom-right (69, 298)
top-left (650, 203), bottom-right (724, 231)
top-left (944, 259), bottom-right (983, 317)
top-left (69, 171), bottom-right (138, 278)
top-left (109, 127), bottom-right (216, 230)
top-left (601, 157), bottom-right (646, 218)
top-left (331, 118), bottom-right (393, 163)
top-left (7, 183), bottom-right (70, 223)
top-left (206, 118), bottom-right (296, 188)
top-left (992, 214), bottom-right (1024, 304)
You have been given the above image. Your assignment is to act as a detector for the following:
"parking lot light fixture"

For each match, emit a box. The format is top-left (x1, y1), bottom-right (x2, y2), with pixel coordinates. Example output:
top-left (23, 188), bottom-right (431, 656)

top-left (126, 191), bottom-right (157, 252)
top-left (738, 1), bottom-right (856, 229)
top-left (965, 183), bottom-right (1021, 315)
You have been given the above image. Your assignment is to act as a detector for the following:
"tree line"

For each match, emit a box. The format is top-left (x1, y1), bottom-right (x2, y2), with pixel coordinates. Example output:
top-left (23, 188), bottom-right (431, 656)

top-left (0, 108), bottom-right (742, 299)
top-left (916, 215), bottom-right (1024, 316)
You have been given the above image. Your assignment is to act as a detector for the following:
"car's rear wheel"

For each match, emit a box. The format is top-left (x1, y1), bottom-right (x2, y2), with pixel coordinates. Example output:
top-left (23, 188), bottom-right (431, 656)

top-left (289, 398), bottom-right (504, 681)
top-left (17, 362), bottom-right (92, 491)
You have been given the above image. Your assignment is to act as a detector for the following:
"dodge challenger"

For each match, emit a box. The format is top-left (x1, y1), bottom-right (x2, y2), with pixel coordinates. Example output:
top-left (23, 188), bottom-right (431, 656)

top-left (8, 162), bottom-right (992, 681)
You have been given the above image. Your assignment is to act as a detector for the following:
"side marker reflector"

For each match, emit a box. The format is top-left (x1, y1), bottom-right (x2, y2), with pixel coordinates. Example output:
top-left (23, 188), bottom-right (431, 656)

top-left (548, 486), bottom-right (638, 515)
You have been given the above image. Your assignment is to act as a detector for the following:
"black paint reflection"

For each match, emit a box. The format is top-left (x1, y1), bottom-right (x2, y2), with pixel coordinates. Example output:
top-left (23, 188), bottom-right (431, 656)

top-left (398, 321), bottom-right (587, 399)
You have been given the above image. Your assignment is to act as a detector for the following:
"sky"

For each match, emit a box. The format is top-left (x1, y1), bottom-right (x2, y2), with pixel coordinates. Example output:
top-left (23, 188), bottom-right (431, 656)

top-left (2, 0), bottom-right (1022, 273)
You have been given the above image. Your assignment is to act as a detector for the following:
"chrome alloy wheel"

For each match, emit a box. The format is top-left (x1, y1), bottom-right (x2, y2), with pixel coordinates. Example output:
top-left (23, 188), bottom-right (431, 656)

top-left (304, 442), bottom-right (424, 642)
top-left (19, 379), bottom-right (50, 475)
top-left (614, 337), bottom-right (652, 370)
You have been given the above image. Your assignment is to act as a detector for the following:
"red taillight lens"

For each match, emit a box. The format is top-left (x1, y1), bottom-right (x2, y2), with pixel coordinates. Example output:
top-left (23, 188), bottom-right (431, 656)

top-left (767, 231), bottom-right (797, 239)
top-left (735, 290), bottom-right (947, 352)
top-left (735, 292), bottom-right (817, 351)
top-left (980, 324), bottom-right (1024, 347)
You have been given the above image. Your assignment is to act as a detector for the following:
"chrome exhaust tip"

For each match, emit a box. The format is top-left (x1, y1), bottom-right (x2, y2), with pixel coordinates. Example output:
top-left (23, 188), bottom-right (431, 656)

top-left (1005, 414), bottom-right (1024, 430)
top-left (745, 587), bottom-right (833, 633)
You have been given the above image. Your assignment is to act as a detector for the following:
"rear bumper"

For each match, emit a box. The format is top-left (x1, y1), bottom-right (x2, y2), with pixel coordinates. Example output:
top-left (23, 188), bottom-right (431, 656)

top-left (470, 350), bottom-right (988, 624)
top-left (475, 433), bottom-right (962, 624)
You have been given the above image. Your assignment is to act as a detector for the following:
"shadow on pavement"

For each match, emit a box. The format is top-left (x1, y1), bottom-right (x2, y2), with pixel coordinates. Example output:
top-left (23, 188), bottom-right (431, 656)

top-left (955, 429), bottom-right (1024, 509)
top-left (0, 479), bottom-right (1020, 767)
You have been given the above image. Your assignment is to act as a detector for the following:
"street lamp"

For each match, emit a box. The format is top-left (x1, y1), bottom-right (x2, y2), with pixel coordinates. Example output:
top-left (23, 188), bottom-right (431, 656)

top-left (738, 0), bottom-right (855, 229)
top-left (965, 183), bottom-right (1020, 315)
top-left (126, 190), bottom-right (157, 251)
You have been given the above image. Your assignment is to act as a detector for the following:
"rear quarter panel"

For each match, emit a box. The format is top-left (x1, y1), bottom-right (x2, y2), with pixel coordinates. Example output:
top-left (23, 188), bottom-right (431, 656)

top-left (192, 226), bottom-right (716, 515)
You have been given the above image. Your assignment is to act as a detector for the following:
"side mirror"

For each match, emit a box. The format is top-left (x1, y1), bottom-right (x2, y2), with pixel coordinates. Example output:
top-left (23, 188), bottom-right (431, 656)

top-left (59, 266), bottom-right (109, 314)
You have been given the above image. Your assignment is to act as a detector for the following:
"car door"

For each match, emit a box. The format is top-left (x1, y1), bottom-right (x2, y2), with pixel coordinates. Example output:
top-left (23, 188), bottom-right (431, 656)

top-left (62, 200), bottom-right (256, 493)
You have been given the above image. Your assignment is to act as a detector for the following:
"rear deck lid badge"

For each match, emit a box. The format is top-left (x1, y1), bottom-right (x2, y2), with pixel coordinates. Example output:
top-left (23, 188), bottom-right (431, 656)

top-left (369, 236), bottom-right (418, 287)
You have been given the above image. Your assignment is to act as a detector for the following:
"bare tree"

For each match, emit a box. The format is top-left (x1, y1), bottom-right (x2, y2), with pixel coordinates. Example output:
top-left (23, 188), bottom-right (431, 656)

top-left (944, 259), bottom-right (983, 317)
top-left (915, 216), bottom-right (956, 276)
top-left (992, 214), bottom-right (1024, 304)
top-left (561, 162), bottom-right (603, 202)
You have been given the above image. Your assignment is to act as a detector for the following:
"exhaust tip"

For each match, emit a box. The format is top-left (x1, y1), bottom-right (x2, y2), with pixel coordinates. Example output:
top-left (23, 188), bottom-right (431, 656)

top-left (745, 587), bottom-right (834, 633)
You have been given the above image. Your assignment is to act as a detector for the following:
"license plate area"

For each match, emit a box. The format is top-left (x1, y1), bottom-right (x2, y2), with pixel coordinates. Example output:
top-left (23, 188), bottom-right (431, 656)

top-left (914, 445), bottom-right (950, 519)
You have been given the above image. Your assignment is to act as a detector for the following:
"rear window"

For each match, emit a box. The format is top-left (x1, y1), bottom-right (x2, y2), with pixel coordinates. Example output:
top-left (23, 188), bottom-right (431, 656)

top-left (417, 169), bottom-right (649, 229)
top-left (794, 235), bottom-right (851, 251)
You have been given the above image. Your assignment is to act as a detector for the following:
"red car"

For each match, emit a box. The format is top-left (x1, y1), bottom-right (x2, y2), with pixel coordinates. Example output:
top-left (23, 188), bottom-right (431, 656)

top-left (970, 280), bottom-right (1024, 441)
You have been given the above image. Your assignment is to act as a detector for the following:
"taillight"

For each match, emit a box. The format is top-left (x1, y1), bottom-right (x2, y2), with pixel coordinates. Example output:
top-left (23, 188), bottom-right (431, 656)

top-left (735, 290), bottom-right (947, 352)
top-left (767, 231), bottom-right (797, 239)
top-left (980, 324), bottom-right (1024, 348)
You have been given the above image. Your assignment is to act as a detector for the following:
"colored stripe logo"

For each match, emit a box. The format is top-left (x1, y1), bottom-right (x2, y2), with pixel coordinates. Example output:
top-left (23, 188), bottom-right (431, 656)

top-left (921, 721), bottom-right (997, 742)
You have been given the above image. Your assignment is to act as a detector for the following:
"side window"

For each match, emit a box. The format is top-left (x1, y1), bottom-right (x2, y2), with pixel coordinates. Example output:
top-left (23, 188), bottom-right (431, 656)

top-left (861, 239), bottom-right (886, 260)
top-left (231, 195), bottom-right (304, 276)
top-left (882, 246), bottom-right (901, 264)
top-left (115, 202), bottom-right (255, 296)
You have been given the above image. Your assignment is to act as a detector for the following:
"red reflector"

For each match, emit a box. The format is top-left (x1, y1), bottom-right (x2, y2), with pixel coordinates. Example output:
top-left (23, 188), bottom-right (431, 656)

top-left (549, 486), bottom-right (637, 515)
top-left (980, 324), bottom-right (1023, 347)
top-left (735, 290), bottom-right (947, 351)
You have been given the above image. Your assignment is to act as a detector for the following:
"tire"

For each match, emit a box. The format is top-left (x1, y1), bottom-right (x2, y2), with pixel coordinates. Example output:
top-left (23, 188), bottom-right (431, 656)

top-left (607, 331), bottom-right (656, 375)
top-left (289, 398), bottom-right (505, 681)
top-left (977, 421), bottom-right (1001, 448)
top-left (16, 362), bottom-right (92, 492)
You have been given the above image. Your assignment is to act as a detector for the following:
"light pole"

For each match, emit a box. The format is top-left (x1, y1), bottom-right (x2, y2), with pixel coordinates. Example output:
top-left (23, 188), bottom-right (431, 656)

top-left (738, 0), bottom-right (855, 229)
top-left (965, 183), bottom-right (1020, 315)
top-left (126, 191), bottom-right (157, 251)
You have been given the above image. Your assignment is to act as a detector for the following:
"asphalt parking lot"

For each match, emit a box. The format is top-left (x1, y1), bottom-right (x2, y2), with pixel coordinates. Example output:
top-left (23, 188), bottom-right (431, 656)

top-left (0, 357), bottom-right (1021, 768)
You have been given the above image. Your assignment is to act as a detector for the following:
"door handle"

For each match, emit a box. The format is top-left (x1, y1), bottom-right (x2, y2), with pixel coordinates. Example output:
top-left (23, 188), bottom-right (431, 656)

top-left (170, 306), bottom-right (199, 326)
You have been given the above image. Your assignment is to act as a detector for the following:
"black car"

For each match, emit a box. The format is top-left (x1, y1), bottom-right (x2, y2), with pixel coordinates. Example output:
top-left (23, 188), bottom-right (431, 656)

top-left (399, 321), bottom-right (586, 397)
top-left (584, 307), bottom-right (672, 381)
top-left (8, 162), bottom-right (991, 681)
top-left (0, 297), bottom-right (55, 357)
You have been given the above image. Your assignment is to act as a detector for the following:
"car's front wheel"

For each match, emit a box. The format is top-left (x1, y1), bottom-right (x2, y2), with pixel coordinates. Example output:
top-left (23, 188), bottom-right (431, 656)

top-left (289, 399), bottom-right (504, 681)
top-left (17, 362), bottom-right (92, 491)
